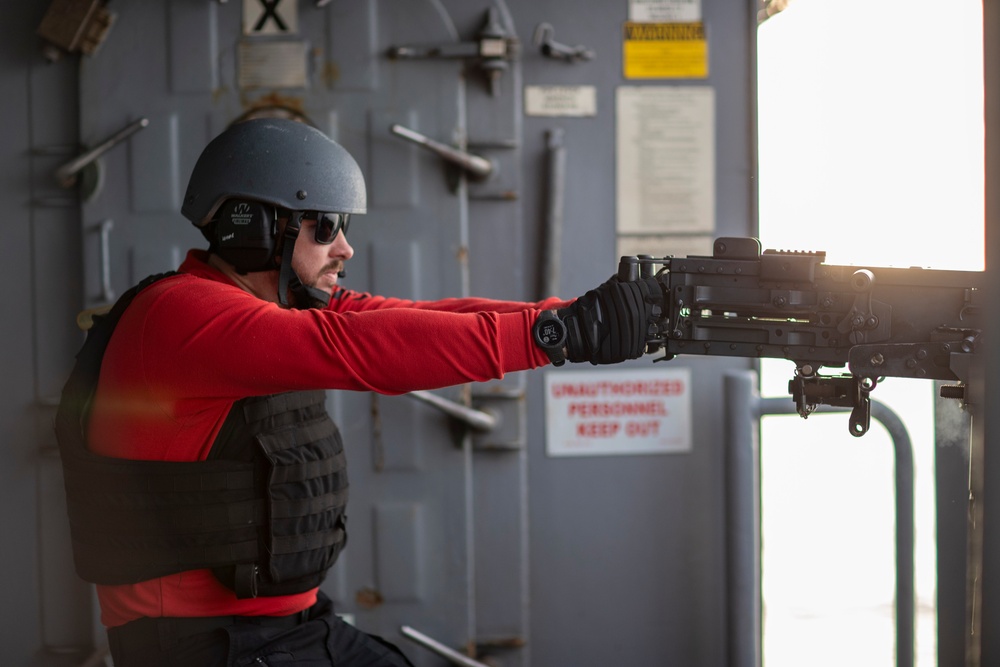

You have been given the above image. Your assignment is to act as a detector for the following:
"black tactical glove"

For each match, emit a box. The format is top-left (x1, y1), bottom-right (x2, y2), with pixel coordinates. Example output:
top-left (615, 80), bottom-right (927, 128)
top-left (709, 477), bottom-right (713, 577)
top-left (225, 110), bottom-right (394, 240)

top-left (532, 276), bottom-right (666, 366)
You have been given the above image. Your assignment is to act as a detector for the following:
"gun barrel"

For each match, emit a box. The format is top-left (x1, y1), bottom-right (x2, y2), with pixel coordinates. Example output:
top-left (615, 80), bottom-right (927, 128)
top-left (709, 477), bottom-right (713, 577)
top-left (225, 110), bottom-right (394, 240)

top-left (635, 238), bottom-right (984, 382)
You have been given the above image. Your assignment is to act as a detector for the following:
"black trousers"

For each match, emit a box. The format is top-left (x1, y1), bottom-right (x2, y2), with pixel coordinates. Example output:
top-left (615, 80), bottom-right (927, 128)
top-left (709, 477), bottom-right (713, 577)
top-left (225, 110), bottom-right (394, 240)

top-left (106, 592), bottom-right (415, 667)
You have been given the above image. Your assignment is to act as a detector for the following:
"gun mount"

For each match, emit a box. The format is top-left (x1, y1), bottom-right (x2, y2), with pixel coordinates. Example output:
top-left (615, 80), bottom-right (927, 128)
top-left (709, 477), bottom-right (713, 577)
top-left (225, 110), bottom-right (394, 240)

top-left (620, 237), bottom-right (984, 436)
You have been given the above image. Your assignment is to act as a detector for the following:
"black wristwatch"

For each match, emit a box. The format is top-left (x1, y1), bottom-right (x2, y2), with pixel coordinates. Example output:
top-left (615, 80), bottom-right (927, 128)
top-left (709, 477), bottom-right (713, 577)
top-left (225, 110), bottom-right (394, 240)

top-left (532, 310), bottom-right (568, 366)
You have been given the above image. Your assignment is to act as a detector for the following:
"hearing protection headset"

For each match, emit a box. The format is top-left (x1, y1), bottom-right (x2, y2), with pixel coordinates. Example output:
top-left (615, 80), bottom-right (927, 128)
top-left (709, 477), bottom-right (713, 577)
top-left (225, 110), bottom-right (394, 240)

top-left (213, 199), bottom-right (279, 273)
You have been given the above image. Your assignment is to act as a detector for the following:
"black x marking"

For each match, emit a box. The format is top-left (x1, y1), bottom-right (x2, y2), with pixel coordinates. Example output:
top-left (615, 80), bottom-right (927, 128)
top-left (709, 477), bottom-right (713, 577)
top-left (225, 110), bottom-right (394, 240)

top-left (254, 0), bottom-right (288, 32)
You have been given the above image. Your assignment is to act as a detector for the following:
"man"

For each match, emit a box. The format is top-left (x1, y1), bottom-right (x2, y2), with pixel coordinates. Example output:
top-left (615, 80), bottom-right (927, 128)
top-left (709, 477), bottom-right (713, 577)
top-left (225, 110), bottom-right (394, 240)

top-left (55, 118), bottom-right (664, 666)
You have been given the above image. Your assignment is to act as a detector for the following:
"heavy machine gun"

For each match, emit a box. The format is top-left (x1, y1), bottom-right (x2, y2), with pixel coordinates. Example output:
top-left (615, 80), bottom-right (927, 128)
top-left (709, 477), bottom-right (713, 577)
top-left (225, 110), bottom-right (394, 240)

top-left (620, 237), bottom-right (985, 436)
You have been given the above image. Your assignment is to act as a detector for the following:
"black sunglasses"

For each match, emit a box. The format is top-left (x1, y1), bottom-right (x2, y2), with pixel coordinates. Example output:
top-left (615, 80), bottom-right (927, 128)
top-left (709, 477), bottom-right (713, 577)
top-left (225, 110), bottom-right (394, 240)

top-left (296, 211), bottom-right (351, 245)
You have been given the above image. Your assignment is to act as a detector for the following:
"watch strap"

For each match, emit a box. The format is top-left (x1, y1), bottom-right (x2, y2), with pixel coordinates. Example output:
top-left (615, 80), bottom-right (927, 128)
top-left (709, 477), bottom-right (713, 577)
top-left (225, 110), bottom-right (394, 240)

top-left (532, 310), bottom-right (568, 367)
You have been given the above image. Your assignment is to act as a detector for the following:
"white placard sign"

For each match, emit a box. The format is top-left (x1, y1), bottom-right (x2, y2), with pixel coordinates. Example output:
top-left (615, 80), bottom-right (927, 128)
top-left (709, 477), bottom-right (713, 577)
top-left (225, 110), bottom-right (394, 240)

top-left (616, 86), bottom-right (715, 235)
top-left (629, 0), bottom-right (702, 22)
top-left (525, 85), bottom-right (597, 117)
top-left (545, 368), bottom-right (692, 457)
top-left (616, 233), bottom-right (713, 263)
top-left (238, 41), bottom-right (308, 89)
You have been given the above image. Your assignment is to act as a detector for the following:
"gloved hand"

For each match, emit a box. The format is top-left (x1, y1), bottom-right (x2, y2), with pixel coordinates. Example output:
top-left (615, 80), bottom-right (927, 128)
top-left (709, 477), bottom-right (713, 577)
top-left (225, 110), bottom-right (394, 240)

top-left (532, 276), bottom-right (666, 366)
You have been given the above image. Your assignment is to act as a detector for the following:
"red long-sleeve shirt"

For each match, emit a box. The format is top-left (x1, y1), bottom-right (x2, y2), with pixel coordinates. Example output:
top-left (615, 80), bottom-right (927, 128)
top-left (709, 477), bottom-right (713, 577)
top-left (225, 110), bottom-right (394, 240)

top-left (88, 249), bottom-right (567, 628)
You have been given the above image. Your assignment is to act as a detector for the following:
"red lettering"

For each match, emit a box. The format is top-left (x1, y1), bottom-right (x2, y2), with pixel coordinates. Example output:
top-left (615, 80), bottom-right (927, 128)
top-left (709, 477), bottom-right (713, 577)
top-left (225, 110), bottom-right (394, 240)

top-left (576, 421), bottom-right (621, 437)
top-left (567, 401), bottom-right (667, 417)
top-left (626, 420), bottom-right (661, 436)
top-left (553, 379), bottom-right (686, 399)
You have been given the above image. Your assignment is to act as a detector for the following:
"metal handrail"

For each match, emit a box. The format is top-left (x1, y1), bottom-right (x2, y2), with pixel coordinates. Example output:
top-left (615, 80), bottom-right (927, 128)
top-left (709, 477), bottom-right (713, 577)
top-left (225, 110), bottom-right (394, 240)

top-left (725, 370), bottom-right (914, 667)
top-left (407, 390), bottom-right (498, 432)
top-left (400, 626), bottom-right (491, 667)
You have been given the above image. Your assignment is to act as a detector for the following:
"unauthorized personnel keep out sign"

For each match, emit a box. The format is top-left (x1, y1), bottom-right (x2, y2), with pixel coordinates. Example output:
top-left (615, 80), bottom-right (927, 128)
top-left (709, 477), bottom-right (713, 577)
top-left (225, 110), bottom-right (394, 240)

top-left (545, 368), bottom-right (692, 457)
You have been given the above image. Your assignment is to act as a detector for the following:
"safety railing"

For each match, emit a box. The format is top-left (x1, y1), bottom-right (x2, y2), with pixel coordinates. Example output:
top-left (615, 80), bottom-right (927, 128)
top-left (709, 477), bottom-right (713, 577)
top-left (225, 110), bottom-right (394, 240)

top-left (724, 370), bottom-right (914, 667)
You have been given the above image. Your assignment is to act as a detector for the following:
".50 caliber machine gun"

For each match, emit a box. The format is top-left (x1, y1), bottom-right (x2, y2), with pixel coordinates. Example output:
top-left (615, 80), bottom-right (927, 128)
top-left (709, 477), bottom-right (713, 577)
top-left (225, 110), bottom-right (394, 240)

top-left (620, 237), bottom-right (985, 436)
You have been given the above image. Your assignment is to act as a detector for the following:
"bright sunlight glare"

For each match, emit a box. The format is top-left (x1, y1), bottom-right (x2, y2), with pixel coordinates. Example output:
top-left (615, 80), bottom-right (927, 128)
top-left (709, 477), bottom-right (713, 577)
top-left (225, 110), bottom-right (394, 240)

top-left (757, 2), bottom-right (983, 666)
top-left (757, 0), bottom-right (984, 270)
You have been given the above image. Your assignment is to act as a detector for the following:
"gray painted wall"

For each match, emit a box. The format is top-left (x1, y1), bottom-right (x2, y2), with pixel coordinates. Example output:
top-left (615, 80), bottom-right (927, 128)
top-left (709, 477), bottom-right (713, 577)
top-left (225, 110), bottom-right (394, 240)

top-left (1, 2), bottom-right (91, 664)
top-left (0, 1), bottom-right (759, 665)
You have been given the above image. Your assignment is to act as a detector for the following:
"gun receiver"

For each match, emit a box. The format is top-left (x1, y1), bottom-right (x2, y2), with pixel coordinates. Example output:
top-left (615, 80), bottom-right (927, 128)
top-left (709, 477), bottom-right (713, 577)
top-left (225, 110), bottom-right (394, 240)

top-left (620, 237), bottom-right (984, 436)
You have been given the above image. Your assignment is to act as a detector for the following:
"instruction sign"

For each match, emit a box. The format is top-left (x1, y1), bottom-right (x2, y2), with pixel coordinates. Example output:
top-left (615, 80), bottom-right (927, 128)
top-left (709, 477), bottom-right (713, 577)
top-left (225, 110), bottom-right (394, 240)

top-left (524, 85), bottom-right (597, 117)
top-left (629, 0), bottom-right (702, 22)
top-left (623, 22), bottom-right (708, 79)
top-left (545, 368), bottom-right (692, 457)
top-left (616, 86), bottom-right (715, 236)
top-left (238, 40), bottom-right (308, 89)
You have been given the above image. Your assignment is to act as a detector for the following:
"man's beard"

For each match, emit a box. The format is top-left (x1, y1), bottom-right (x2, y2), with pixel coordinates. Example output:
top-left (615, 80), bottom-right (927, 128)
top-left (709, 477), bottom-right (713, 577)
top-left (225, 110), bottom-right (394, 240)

top-left (283, 263), bottom-right (341, 309)
top-left (287, 260), bottom-right (344, 310)
top-left (289, 284), bottom-right (331, 310)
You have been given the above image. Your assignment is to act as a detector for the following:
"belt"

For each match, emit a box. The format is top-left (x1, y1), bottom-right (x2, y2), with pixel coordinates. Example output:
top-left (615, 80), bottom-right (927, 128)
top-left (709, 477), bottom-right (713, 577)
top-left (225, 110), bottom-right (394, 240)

top-left (108, 610), bottom-right (309, 654)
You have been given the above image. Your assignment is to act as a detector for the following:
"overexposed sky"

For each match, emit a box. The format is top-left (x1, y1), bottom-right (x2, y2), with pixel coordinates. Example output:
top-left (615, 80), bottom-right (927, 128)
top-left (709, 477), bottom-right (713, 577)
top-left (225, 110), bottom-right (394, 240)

top-left (757, 0), bottom-right (984, 270)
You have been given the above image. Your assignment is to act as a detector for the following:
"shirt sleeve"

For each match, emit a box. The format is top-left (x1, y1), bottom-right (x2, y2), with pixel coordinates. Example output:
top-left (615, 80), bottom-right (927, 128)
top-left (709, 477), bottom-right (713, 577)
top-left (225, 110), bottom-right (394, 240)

top-left (326, 287), bottom-right (573, 314)
top-left (129, 275), bottom-right (554, 401)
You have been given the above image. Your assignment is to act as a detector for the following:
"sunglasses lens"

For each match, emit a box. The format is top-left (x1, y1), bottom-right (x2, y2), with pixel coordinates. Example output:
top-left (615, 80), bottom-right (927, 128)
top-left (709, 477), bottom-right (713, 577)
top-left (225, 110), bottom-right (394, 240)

top-left (315, 213), bottom-right (349, 244)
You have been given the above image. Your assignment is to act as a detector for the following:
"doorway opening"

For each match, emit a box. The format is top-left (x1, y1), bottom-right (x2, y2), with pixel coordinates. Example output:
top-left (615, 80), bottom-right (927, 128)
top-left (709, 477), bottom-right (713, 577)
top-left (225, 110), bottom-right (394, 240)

top-left (756, 2), bottom-right (983, 665)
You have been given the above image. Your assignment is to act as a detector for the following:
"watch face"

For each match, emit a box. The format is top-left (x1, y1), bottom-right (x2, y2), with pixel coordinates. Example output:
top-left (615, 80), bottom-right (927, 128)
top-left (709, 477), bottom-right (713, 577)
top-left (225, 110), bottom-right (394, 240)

top-left (536, 320), bottom-right (565, 347)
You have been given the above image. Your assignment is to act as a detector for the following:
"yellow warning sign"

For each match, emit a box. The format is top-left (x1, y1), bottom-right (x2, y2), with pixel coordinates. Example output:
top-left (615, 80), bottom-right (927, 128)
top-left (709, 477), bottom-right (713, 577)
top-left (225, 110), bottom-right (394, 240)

top-left (623, 21), bottom-right (708, 79)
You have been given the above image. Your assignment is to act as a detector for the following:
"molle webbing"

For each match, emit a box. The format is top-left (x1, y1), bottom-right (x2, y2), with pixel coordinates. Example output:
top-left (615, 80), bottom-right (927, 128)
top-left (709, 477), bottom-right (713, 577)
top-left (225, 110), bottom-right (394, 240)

top-left (54, 272), bottom-right (348, 597)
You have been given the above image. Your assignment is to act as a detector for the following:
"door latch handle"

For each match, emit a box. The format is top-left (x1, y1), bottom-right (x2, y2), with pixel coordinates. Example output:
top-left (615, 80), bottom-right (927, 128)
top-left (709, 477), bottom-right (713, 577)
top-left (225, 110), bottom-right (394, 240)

top-left (400, 626), bottom-right (492, 667)
top-left (390, 124), bottom-right (494, 180)
top-left (94, 218), bottom-right (115, 303)
top-left (55, 117), bottom-right (149, 188)
top-left (532, 23), bottom-right (595, 63)
top-left (387, 8), bottom-right (513, 96)
top-left (407, 390), bottom-right (498, 432)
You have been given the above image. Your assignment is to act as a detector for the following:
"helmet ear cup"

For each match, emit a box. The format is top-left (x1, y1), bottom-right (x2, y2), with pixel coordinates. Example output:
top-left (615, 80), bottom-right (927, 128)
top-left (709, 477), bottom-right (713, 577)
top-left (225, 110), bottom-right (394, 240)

top-left (214, 200), bottom-right (278, 273)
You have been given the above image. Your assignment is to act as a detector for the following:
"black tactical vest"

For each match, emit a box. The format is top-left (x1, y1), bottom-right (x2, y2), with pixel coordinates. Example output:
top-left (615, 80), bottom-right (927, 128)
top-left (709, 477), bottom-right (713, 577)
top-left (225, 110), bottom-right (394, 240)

top-left (54, 273), bottom-right (349, 598)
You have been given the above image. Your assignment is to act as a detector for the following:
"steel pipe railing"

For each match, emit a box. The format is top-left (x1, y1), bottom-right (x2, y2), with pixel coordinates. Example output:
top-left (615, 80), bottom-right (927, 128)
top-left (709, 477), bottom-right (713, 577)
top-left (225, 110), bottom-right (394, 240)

top-left (725, 370), bottom-right (914, 667)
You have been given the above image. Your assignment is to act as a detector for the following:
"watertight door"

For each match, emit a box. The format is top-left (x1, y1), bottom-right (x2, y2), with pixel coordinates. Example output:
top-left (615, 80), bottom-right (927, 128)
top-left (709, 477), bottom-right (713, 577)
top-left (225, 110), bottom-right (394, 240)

top-left (77, 2), bottom-right (515, 664)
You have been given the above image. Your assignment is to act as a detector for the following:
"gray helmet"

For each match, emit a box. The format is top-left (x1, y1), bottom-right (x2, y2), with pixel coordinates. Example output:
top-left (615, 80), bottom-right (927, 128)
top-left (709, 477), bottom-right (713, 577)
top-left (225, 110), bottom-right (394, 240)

top-left (181, 117), bottom-right (366, 227)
